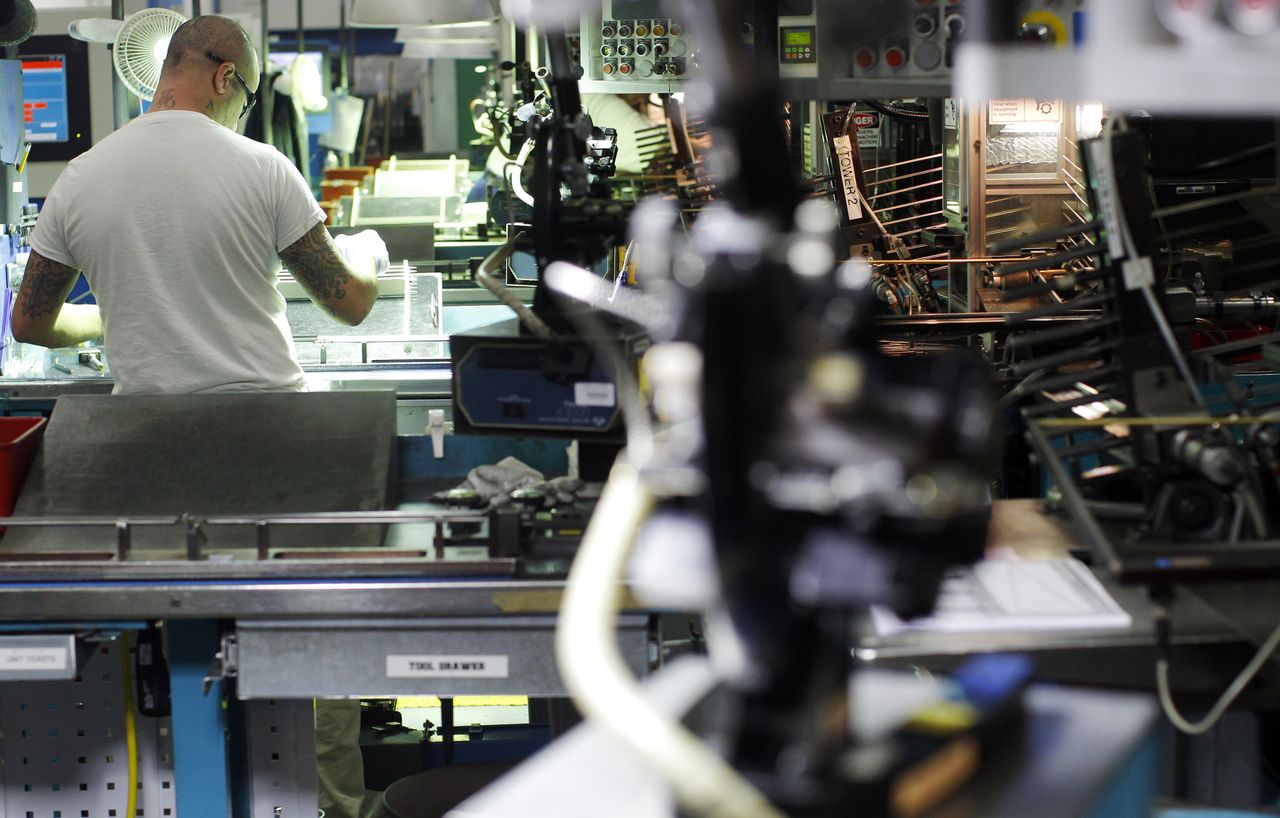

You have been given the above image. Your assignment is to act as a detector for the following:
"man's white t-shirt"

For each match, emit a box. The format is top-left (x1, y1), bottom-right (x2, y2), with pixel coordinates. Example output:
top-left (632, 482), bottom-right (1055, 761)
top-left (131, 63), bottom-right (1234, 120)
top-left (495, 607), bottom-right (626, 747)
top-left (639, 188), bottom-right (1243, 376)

top-left (29, 110), bottom-right (325, 394)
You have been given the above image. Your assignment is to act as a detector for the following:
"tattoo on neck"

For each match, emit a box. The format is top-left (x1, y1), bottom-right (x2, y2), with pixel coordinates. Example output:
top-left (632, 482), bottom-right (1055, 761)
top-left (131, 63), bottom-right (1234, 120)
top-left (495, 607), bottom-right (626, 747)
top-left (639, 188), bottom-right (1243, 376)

top-left (152, 89), bottom-right (177, 110)
top-left (205, 99), bottom-right (215, 115)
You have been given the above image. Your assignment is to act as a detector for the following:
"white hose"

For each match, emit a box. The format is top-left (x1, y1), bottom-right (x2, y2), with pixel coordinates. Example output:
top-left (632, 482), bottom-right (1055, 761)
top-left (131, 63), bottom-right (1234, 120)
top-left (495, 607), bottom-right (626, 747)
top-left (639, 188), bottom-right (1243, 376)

top-left (555, 459), bottom-right (787, 818)
top-left (1156, 615), bottom-right (1280, 735)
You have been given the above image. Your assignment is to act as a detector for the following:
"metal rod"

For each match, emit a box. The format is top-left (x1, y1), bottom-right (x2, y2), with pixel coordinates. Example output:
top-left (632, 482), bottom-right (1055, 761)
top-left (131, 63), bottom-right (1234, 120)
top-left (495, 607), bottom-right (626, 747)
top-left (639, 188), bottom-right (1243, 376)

top-left (297, 0), bottom-right (304, 53)
top-left (1152, 185), bottom-right (1280, 220)
top-left (1023, 390), bottom-right (1123, 418)
top-left (867, 257), bottom-right (1028, 266)
top-left (1007, 292), bottom-right (1111, 323)
top-left (880, 210), bottom-right (945, 228)
top-left (997, 244), bottom-right (1099, 275)
top-left (864, 152), bottom-right (944, 174)
top-left (887, 224), bottom-right (948, 239)
top-left (991, 219), bottom-right (1102, 254)
top-left (866, 166), bottom-right (943, 188)
top-left (868, 179), bottom-right (943, 201)
top-left (192, 0), bottom-right (201, 15)
top-left (261, 0), bottom-right (273, 145)
top-left (1024, 421), bottom-right (1123, 574)
top-left (256, 522), bottom-right (270, 560)
top-left (1002, 268), bottom-right (1111, 301)
top-left (1054, 434), bottom-right (1133, 460)
top-left (339, 0), bottom-right (349, 93)
top-left (875, 195), bottom-right (943, 215)
top-left (115, 521), bottom-right (131, 561)
top-left (1017, 363), bottom-right (1120, 395)
top-left (1010, 340), bottom-right (1115, 377)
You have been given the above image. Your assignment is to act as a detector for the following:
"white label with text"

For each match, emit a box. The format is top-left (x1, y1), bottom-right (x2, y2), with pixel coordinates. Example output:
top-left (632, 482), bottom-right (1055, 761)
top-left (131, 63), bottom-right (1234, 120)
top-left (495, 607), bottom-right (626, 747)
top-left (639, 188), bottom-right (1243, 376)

top-left (386, 655), bottom-right (510, 679)
top-left (574, 382), bottom-right (616, 407)
top-left (0, 647), bottom-right (69, 671)
top-left (833, 135), bottom-right (864, 221)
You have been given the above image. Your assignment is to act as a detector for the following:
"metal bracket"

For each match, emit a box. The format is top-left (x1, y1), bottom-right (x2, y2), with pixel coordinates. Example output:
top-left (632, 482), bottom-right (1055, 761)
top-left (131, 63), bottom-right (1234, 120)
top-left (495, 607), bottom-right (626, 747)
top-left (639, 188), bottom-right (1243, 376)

top-left (202, 634), bottom-right (238, 696)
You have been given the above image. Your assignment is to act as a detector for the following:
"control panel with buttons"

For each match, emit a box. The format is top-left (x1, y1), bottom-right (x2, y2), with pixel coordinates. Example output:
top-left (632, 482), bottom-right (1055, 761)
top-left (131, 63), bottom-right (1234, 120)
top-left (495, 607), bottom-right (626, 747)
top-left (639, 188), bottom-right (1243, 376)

top-left (780, 26), bottom-right (817, 64)
top-left (777, 0), bottom-right (1081, 95)
top-left (579, 0), bottom-right (698, 91)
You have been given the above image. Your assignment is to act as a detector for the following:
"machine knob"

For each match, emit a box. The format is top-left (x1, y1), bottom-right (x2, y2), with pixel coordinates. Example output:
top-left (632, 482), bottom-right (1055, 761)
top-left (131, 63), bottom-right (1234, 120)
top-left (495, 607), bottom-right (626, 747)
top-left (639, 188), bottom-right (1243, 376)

top-left (915, 42), bottom-right (943, 70)
top-left (619, 61), bottom-right (634, 75)
top-left (601, 24), bottom-right (615, 38)
top-left (637, 58), bottom-right (655, 77)
top-left (669, 22), bottom-right (683, 36)
top-left (602, 62), bottom-right (616, 75)
top-left (618, 23), bottom-right (633, 37)
top-left (652, 22), bottom-right (666, 37)
top-left (617, 42), bottom-right (632, 56)
top-left (885, 46), bottom-right (907, 69)
top-left (601, 44), bottom-right (614, 57)
top-left (914, 13), bottom-right (937, 36)
top-left (635, 23), bottom-right (650, 37)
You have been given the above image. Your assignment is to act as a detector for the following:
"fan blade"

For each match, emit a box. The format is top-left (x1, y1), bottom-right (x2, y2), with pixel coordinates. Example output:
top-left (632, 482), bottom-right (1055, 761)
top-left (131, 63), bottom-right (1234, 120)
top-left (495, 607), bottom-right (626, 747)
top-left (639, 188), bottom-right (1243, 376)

top-left (68, 18), bottom-right (125, 44)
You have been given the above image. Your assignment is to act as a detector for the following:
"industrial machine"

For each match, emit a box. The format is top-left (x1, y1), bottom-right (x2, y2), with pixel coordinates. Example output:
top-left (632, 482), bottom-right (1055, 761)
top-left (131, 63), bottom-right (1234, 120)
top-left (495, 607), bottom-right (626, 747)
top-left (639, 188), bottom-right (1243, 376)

top-left (9, 0), bottom-right (1280, 816)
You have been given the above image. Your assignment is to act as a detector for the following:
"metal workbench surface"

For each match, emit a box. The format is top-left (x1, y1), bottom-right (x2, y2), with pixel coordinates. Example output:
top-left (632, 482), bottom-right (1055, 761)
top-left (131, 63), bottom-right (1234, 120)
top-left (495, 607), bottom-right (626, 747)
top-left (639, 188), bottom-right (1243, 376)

top-left (0, 577), bottom-right (588, 621)
top-left (0, 364), bottom-right (454, 400)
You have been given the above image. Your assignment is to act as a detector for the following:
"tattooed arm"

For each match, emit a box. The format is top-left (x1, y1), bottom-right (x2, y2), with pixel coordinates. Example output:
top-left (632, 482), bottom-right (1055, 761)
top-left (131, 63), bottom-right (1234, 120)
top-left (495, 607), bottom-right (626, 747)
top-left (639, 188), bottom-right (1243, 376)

top-left (278, 221), bottom-right (378, 326)
top-left (10, 250), bottom-right (102, 348)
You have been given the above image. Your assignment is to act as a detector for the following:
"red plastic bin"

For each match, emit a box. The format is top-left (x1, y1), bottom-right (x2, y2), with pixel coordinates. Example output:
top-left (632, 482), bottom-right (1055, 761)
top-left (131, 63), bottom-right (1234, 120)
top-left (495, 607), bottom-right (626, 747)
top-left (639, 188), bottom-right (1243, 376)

top-left (0, 416), bottom-right (46, 517)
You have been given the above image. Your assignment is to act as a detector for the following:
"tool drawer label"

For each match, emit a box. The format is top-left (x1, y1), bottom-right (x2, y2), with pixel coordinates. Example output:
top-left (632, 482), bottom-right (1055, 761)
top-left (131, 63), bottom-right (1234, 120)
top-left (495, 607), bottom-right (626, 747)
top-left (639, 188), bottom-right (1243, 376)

top-left (386, 654), bottom-right (510, 679)
top-left (0, 647), bottom-right (69, 671)
top-left (574, 382), bottom-right (616, 407)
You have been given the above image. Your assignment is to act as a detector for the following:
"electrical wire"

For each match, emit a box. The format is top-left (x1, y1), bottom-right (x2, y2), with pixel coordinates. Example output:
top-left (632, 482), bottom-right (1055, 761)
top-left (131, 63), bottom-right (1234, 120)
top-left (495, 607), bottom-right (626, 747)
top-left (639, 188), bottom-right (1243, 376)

top-left (120, 632), bottom-right (139, 818)
top-left (555, 459), bottom-right (786, 818)
top-left (860, 99), bottom-right (930, 123)
top-left (1156, 613), bottom-right (1280, 735)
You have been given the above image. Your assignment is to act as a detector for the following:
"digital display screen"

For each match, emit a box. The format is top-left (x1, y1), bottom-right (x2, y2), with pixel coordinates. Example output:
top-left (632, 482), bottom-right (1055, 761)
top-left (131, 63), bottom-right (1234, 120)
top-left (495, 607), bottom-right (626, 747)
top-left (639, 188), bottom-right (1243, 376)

top-left (21, 54), bottom-right (69, 144)
top-left (784, 30), bottom-right (812, 45)
top-left (609, 0), bottom-right (666, 20)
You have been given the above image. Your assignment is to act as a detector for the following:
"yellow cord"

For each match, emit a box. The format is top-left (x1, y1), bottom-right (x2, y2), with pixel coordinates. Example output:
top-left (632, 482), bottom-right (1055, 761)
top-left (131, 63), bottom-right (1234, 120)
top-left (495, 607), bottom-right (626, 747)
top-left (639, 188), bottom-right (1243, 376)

top-left (120, 633), bottom-right (139, 818)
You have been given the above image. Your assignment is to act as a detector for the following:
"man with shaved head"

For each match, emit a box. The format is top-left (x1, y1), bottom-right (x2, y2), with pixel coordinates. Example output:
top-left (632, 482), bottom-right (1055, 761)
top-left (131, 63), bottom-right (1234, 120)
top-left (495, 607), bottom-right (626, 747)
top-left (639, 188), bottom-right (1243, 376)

top-left (12, 14), bottom-right (384, 394)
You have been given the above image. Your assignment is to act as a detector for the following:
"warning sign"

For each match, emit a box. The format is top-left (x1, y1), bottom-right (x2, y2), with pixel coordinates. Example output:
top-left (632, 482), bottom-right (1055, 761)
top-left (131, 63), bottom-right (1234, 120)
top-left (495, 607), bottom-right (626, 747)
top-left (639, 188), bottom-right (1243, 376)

top-left (989, 98), bottom-right (1062, 124)
top-left (989, 99), bottom-right (1025, 123)
top-left (853, 111), bottom-right (882, 148)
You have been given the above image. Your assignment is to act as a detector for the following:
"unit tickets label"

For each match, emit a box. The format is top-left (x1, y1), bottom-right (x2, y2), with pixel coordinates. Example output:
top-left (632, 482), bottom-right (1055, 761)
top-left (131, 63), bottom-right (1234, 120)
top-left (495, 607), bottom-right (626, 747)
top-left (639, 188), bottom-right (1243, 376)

top-left (386, 655), bottom-right (510, 679)
top-left (0, 647), bottom-right (69, 671)
top-left (574, 382), bottom-right (616, 407)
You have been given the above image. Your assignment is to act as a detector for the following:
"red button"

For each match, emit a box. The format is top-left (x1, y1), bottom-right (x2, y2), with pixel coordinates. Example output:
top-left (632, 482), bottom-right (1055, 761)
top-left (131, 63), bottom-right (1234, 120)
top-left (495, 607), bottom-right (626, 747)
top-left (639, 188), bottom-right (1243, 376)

top-left (885, 47), bottom-right (906, 69)
top-left (855, 48), bottom-right (877, 69)
top-left (619, 62), bottom-right (633, 74)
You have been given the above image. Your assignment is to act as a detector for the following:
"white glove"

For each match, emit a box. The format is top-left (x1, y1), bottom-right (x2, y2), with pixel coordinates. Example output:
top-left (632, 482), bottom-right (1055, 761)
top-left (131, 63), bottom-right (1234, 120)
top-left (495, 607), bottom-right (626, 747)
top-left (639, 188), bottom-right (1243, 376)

top-left (333, 229), bottom-right (390, 276)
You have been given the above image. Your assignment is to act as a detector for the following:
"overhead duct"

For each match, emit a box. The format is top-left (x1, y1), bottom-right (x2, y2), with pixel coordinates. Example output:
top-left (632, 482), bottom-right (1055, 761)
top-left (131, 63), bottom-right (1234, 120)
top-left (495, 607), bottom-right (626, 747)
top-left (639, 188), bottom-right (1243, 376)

top-left (350, 0), bottom-right (497, 28)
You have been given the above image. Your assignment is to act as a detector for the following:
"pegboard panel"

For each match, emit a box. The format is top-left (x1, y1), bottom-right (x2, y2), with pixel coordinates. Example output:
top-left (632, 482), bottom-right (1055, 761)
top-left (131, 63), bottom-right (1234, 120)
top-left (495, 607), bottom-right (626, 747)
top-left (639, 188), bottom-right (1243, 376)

top-left (0, 639), bottom-right (177, 818)
top-left (242, 699), bottom-right (316, 818)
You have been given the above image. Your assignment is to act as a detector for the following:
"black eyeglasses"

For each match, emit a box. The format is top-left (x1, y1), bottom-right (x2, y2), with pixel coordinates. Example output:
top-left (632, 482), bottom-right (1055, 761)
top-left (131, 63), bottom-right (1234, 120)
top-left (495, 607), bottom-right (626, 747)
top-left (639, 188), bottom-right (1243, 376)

top-left (206, 51), bottom-right (257, 120)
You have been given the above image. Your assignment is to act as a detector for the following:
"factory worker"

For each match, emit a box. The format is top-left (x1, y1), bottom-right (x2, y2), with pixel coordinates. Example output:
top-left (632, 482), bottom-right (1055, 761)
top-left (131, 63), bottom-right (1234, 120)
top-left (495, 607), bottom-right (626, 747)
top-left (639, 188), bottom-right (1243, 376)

top-left (9, 15), bottom-right (376, 818)
top-left (11, 14), bottom-right (385, 395)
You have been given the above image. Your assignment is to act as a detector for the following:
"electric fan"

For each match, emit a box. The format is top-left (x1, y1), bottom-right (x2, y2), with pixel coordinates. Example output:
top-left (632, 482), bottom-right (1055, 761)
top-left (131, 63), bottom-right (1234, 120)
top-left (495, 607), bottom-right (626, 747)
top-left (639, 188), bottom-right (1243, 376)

top-left (69, 8), bottom-right (186, 102)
